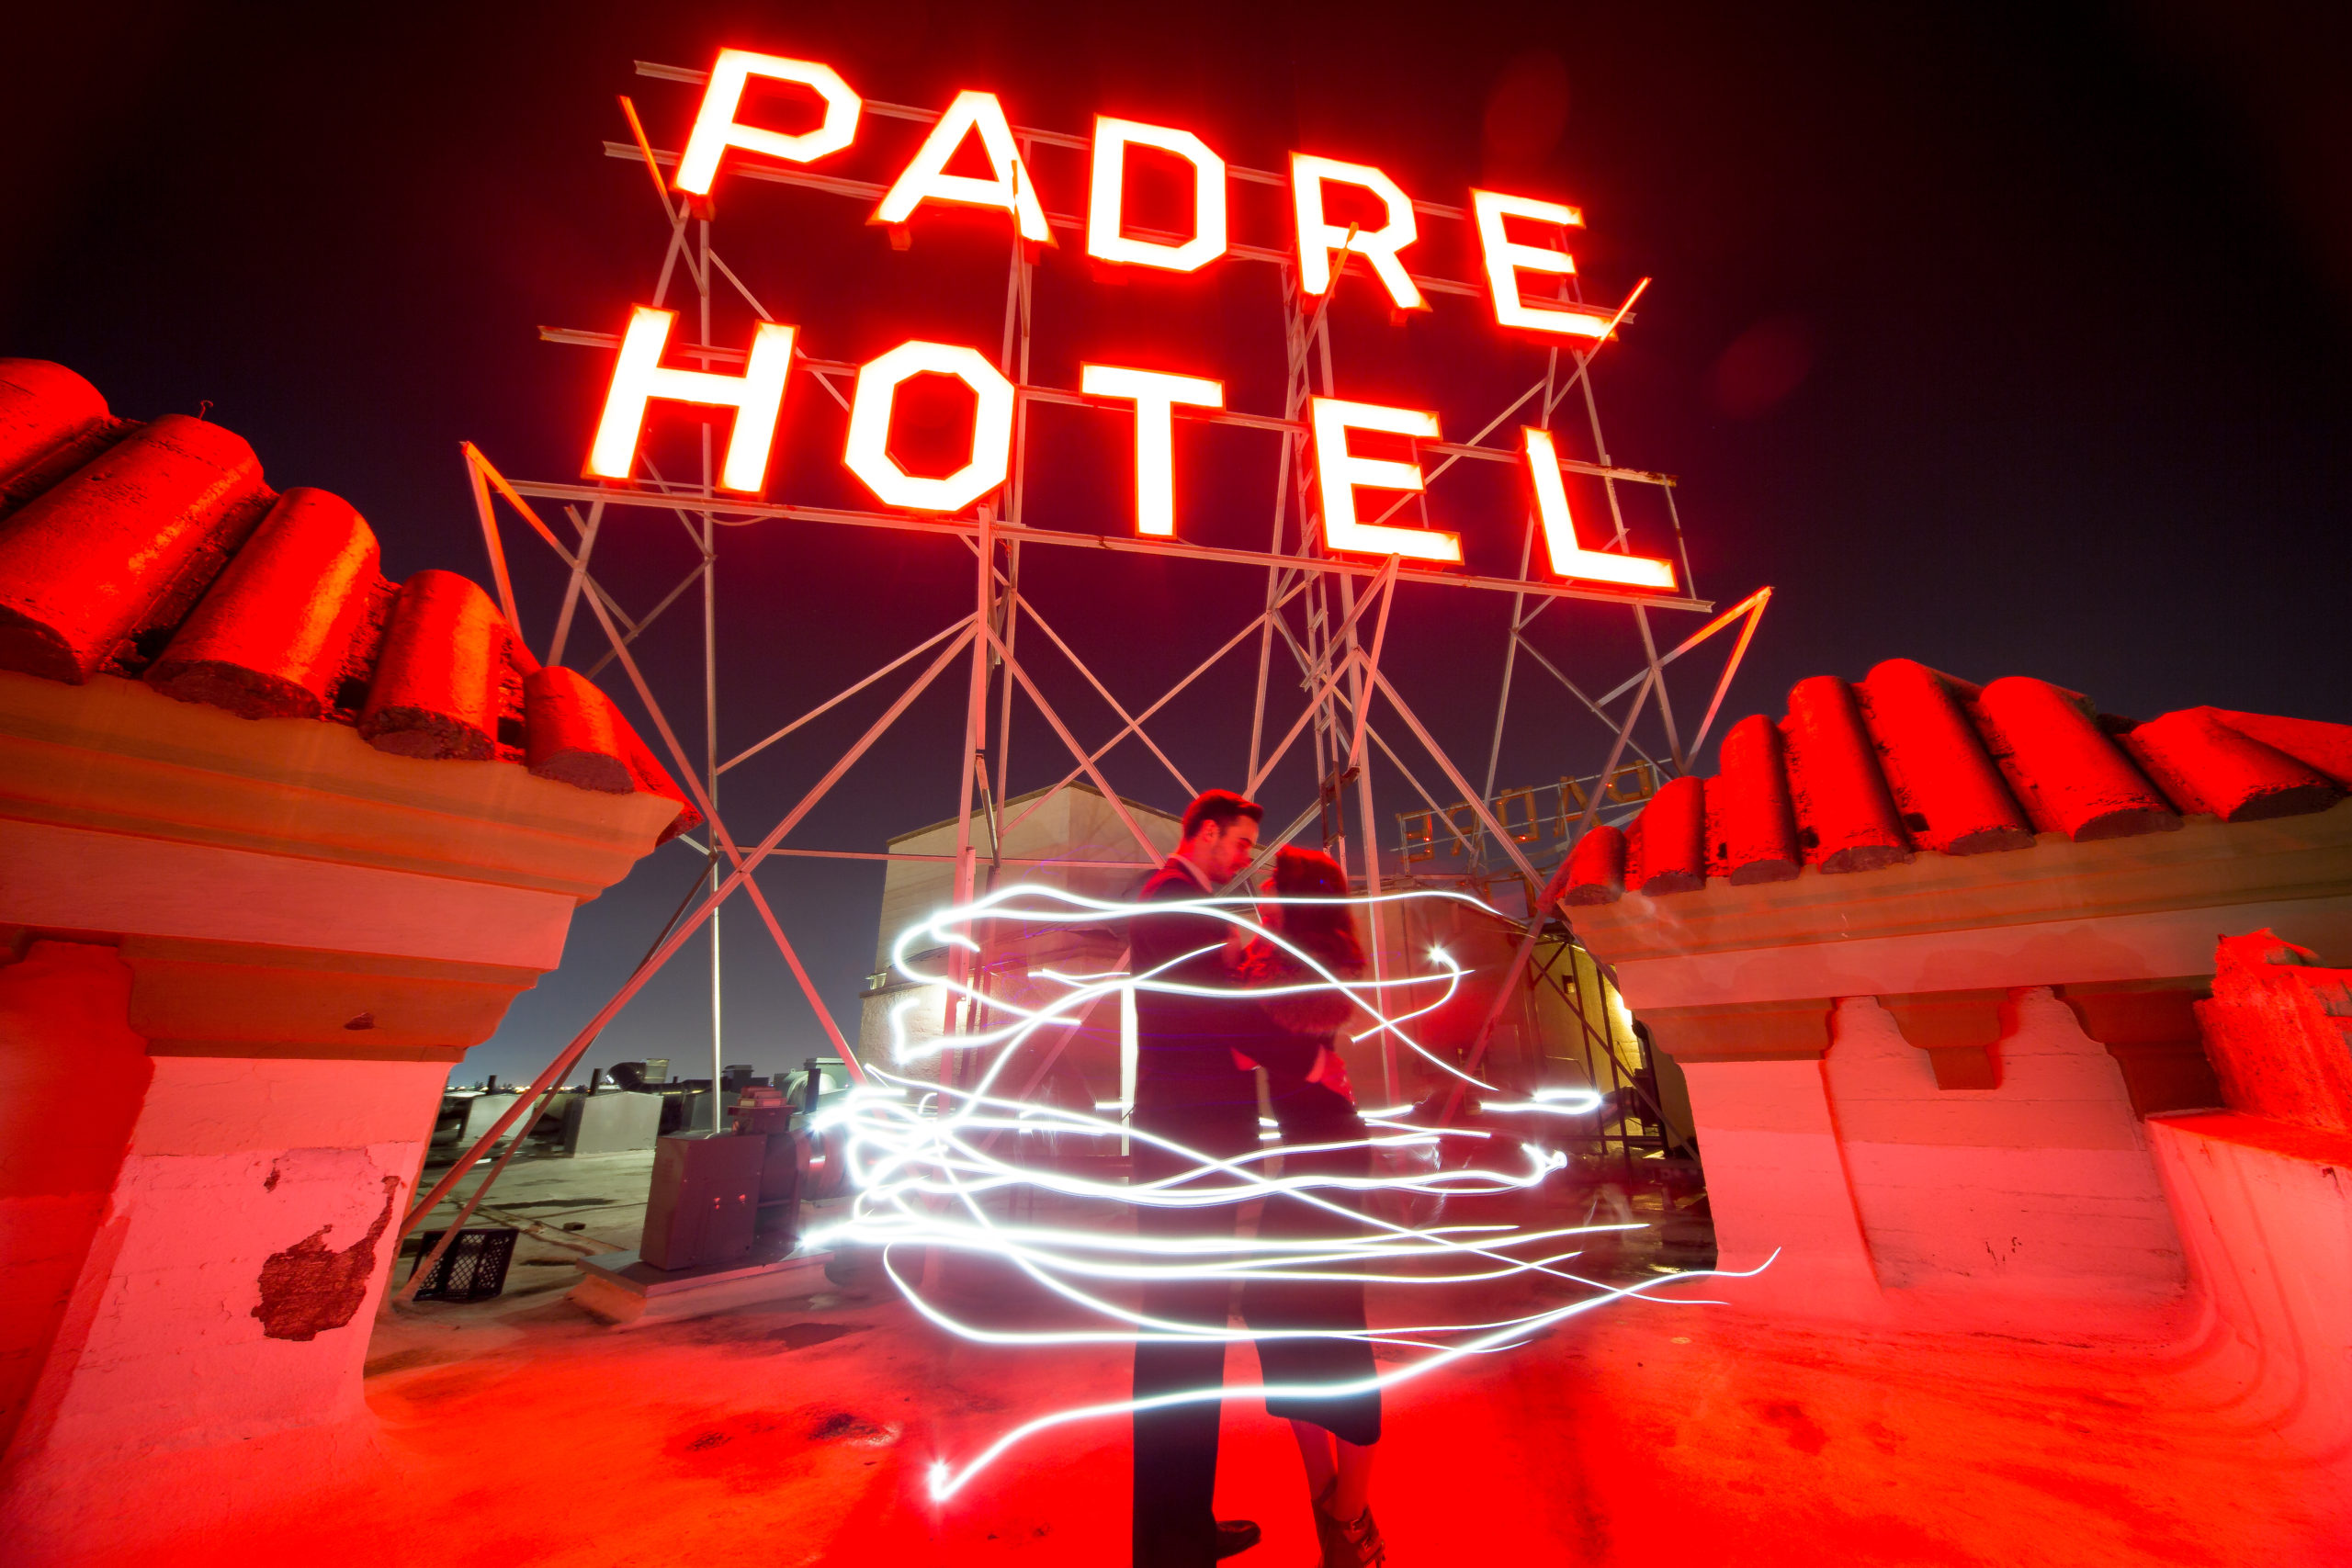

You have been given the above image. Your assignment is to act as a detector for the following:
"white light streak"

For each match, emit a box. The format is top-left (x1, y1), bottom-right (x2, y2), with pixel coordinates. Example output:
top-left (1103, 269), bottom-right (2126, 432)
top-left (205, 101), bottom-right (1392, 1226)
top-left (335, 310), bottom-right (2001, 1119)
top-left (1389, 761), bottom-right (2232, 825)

top-left (805, 883), bottom-right (1764, 1502)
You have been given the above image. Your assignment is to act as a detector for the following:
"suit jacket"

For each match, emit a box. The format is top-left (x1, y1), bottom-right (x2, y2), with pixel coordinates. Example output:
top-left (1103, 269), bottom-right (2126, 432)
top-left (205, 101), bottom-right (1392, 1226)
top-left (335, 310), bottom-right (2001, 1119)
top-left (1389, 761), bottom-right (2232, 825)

top-left (1127, 862), bottom-right (1259, 1156)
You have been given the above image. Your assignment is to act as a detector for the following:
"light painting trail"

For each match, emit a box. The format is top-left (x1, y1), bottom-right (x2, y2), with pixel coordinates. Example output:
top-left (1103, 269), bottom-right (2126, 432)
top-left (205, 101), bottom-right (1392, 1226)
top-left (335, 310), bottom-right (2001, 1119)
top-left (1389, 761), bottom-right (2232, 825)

top-left (800, 884), bottom-right (1772, 1501)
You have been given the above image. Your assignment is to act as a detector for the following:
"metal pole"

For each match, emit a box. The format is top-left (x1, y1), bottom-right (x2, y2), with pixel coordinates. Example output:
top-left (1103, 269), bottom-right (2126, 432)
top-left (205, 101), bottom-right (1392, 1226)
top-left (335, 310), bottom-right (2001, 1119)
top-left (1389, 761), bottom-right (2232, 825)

top-left (704, 513), bottom-right (721, 1124)
top-left (399, 622), bottom-right (976, 1239)
top-left (1345, 563), bottom-right (1400, 1102)
top-left (464, 79), bottom-right (1738, 1209)
top-left (944, 502), bottom-right (995, 1085)
top-left (992, 191), bottom-right (1033, 873)
top-left (1477, 347), bottom-right (1559, 871)
top-left (1251, 259), bottom-right (1312, 789)
top-left (1574, 359), bottom-right (1684, 771)
top-left (1441, 667), bottom-right (1662, 1121)
top-left (501, 481), bottom-right (1713, 613)
top-left (697, 207), bottom-right (724, 1129)
top-left (546, 501), bottom-right (603, 667)
top-left (1006, 578), bottom-right (1308, 840)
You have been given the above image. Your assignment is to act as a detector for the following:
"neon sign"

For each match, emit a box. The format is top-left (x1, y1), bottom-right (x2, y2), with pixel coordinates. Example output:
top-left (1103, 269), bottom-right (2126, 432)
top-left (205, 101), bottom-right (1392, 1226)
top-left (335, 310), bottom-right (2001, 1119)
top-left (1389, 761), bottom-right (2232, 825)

top-left (1290, 153), bottom-right (1425, 310)
top-left (585, 48), bottom-right (1676, 592)
top-left (1077, 366), bottom-right (1224, 536)
top-left (843, 342), bottom-right (1017, 512)
top-left (1310, 399), bottom-right (1459, 564)
top-left (872, 90), bottom-right (1054, 241)
top-left (1087, 118), bottom-right (1227, 273)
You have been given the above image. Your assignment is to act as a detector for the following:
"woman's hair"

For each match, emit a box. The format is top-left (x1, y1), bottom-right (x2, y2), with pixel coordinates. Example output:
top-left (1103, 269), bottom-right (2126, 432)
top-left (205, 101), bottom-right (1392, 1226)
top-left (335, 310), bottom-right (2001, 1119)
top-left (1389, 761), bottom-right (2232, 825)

top-left (1272, 845), bottom-right (1365, 973)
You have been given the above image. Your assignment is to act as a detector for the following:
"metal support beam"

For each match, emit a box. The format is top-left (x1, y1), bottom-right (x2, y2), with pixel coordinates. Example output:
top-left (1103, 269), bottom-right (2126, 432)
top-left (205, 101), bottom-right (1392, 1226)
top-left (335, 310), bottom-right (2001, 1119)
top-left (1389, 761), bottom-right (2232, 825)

top-left (434, 76), bottom-right (1757, 1243)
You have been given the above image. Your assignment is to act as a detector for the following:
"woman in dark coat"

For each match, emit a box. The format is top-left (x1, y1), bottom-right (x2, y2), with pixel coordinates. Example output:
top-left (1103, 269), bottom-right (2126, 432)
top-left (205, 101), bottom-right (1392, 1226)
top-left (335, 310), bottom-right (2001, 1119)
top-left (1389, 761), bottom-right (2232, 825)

top-left (1230, 846), bottom-right (1387, 1568)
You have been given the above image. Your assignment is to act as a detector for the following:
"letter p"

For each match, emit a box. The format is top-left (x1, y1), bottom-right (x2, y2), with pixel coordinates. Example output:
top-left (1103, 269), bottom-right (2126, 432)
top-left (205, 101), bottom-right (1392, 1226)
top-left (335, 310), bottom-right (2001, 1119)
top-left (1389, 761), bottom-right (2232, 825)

top-left (674, 51), bottom-right (861, 196)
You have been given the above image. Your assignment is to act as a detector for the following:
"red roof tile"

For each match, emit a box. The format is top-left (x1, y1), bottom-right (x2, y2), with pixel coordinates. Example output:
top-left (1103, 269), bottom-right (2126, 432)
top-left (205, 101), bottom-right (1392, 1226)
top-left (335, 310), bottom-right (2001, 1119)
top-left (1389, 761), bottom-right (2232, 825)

top-left (1566, 656), bottom-right (2350, 905)
top-left (1783, 673), bottom-right (1914, 873)
top-left (0, 359), bottom-right (698, 841)
top-left (1706, 714), bottom-right (1802, 884)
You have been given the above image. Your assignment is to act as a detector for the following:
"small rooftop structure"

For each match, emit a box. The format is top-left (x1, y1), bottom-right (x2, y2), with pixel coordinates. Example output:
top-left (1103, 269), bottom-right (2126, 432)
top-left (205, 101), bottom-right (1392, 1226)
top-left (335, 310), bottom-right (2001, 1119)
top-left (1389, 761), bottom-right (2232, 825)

top-left (859, 784), bottom-right (1180, 1097)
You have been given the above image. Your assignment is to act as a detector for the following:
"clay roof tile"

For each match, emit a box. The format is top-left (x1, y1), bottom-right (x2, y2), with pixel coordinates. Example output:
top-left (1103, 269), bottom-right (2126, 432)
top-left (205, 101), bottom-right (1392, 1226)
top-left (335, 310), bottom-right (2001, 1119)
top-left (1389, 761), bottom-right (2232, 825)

top-left (0, 358), bottom-right (692, 834)
top-left (1576, 660), bottom-right (2348, 908)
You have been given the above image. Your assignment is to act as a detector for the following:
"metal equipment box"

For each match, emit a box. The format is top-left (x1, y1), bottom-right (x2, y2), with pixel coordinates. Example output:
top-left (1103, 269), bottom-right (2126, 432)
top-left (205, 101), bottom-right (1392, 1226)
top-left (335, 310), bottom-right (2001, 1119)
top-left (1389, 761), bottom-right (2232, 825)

top-left (756, 1129), bottom-right (807, 1241)
top-left (459, 1090), bottom-right (524, 1144)
top-left (639, 1133), bottom-right (764, 1271)
top-left (560, 1089), bottom-right (662, 1156)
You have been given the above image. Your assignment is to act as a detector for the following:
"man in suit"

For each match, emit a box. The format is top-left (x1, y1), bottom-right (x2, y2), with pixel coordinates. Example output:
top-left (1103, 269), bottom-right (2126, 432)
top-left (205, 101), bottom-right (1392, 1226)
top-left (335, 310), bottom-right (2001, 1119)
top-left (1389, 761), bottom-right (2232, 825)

top-left (1129, 789), bottom-right (1266, 1567)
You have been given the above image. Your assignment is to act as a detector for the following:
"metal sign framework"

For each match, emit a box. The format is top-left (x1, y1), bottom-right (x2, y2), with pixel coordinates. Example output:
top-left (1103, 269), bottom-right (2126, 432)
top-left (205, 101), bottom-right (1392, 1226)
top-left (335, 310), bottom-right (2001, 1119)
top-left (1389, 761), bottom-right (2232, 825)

top-left (416, 60), bottom-right (1770, 1248)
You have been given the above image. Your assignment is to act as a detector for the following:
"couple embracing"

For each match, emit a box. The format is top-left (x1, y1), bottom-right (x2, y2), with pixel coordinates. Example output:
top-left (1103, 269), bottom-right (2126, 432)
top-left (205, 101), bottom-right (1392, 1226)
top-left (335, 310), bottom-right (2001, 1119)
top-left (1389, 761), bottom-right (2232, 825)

top-left (1127, 789), bottom-right (1388, 1568)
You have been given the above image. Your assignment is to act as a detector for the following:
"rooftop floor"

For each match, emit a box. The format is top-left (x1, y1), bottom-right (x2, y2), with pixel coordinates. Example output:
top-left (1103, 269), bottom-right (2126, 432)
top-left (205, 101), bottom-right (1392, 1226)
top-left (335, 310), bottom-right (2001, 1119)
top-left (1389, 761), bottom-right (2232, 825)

top-left (100, 1161), bottom-right (2350, 1568)
top-left (404, 1145), bottom-right (662, 1271)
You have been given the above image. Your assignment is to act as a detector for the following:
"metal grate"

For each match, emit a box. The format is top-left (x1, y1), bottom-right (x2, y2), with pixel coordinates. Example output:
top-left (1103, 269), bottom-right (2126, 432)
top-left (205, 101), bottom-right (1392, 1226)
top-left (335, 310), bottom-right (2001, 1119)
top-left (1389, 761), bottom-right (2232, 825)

top-left (405, 1226), bottom-right (518, 1303)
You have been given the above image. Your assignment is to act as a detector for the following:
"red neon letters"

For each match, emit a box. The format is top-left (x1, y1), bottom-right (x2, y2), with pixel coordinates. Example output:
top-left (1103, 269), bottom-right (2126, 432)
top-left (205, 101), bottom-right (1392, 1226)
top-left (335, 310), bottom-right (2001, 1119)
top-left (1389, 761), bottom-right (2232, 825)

top-left (1470, 191), bottom-right (1617, 341)
top-left (589, 307), bottom-right (797, 493)
top-left (674, 51), bottom-right (861, 196)
top-left (1290, 155), bottom-right (1425, 310)
top-left (670, 51), bottom-right (1627, 343)
top-left (1521, 428), bottom-right (1675, 589)
top-left (1086, 118), bottom-right (1227, 273)
top-left (1308, 399), bottom-right (1460, 563)
top-left (588, 53), bottom-right (1676, 585)
top-left (1080, 366), bottom-right (1225, 535)
top-left (843, 342), bottom-right (1017, 513)
top-left (874, 91), bottom-right (1053, 242)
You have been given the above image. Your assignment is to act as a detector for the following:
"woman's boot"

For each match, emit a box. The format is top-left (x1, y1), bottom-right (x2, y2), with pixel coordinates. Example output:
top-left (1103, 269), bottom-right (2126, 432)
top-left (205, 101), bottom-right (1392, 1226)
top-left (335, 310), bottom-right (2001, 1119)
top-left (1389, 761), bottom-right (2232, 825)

top-left (1314, 1481), bottom-right (1386, 1567)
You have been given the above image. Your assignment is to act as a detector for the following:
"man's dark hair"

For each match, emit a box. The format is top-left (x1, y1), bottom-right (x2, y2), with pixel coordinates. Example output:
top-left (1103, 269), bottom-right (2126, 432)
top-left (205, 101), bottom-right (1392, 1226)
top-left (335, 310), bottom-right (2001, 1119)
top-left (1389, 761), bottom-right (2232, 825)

top-left (1181, 789), bottom-right (1262, 841)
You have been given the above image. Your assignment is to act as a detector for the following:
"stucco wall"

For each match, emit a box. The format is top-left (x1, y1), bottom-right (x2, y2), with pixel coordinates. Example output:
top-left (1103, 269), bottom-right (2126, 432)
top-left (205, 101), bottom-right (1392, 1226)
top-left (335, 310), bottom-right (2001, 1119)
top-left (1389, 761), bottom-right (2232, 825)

top-left (2147, 1113), bottom-right (2352, 1458)
top-left (0, 934), bottom-right (450, 1547)
top-left (1669, 986), bottom-right (2190, 1318)
top-left (1676, 1055), bottom-right (1878, 1314)
top-left (0, 942), bottom-right (152, 1454)
top-left (1826, 991), bottom-right (2184, 1301)
top-left (25, 1055), bottom-right (445, 1463)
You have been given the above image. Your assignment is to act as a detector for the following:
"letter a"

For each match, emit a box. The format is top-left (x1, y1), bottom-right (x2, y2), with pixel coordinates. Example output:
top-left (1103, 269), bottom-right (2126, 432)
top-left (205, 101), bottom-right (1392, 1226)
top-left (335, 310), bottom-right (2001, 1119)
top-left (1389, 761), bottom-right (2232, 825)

top-left (874, 91), bottom-right (1053, 242)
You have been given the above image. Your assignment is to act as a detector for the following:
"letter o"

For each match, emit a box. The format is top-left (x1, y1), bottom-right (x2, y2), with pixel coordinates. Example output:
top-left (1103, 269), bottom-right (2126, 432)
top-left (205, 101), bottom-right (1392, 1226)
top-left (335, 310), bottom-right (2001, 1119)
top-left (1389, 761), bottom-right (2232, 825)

top-left (842, 341), bottom-right (1016, 513)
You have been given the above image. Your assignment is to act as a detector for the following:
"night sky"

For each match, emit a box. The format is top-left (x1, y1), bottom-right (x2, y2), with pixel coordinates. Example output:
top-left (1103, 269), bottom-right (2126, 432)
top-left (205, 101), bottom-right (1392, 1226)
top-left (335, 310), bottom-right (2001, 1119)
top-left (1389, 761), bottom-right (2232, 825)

top-left (7, 3), bottom-right (2346, 1088)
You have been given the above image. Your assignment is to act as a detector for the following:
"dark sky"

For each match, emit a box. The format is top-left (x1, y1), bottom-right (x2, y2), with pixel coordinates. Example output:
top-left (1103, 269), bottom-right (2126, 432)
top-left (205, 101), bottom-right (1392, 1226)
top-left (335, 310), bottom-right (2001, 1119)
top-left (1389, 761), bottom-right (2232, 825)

top-left (7, 2), bottom-right (2346, 1087)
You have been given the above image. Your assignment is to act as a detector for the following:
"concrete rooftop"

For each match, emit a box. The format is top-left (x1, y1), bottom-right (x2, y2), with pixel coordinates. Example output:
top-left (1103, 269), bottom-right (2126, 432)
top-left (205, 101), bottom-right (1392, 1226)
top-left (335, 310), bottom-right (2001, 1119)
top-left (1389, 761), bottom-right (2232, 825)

top-left (76, 1176), bottom-right (2347, 1568)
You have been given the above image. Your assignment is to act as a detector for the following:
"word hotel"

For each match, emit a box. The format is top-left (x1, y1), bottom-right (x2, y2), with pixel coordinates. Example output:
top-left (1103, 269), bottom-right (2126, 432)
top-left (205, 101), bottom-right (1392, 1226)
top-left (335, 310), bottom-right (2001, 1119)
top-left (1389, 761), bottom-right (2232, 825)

top-left (588, 48), bottom-right (1676, 591)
